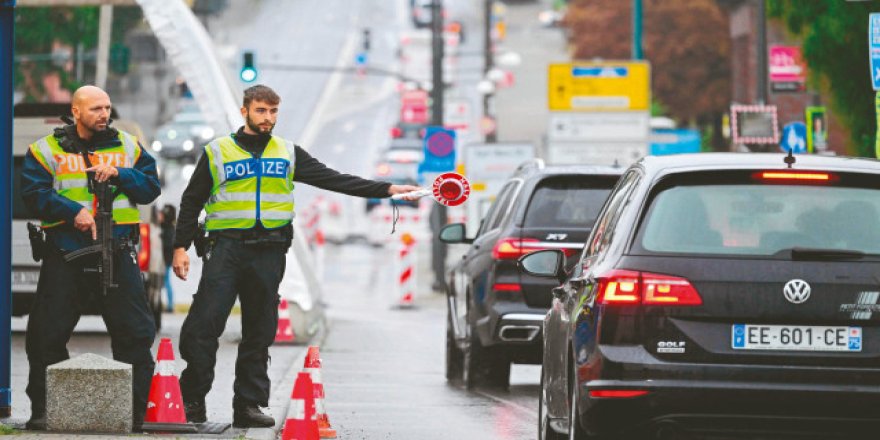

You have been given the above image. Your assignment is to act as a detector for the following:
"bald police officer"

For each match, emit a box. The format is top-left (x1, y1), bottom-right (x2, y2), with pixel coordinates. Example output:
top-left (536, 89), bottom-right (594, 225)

top-left (22, 86), bottom-right (161, 430)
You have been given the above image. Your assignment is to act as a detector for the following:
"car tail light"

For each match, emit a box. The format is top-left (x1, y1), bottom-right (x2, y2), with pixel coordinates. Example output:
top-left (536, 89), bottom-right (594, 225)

top-left (589, 389), bottom-right (649, 398)
top-left (642, 273), bottom-right (702, 305)
top-left (492, 237), bottom-right (540, 260)
top-left (138, 224), bottom-right (150, 272)
top-left (492, 283), bottom-right (521, 292)
top-left (390, 127), bottom-right (403, 138)
top-left (596, 270), bottom-right (640, 305)
top-left (597, 270), bottom-right (701, 306)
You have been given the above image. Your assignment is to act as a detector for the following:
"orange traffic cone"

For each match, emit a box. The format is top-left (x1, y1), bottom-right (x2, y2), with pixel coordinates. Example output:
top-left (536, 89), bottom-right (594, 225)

top-left (142, 338), bottom-right (195, 431)
top-left (276, 299), bottom-right (296, 344)
top-left (281, 372), bottom-right (319, 440)
top-left (304, 346), bottom-right (337, 438)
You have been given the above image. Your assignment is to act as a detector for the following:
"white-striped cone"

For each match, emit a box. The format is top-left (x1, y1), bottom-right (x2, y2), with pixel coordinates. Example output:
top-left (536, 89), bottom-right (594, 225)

top-left (304, 346), bottom-right (337, 438)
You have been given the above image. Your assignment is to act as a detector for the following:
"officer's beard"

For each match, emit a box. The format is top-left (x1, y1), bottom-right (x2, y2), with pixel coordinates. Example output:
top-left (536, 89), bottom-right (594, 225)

top-left (245, 113), bottom-right (274, 135)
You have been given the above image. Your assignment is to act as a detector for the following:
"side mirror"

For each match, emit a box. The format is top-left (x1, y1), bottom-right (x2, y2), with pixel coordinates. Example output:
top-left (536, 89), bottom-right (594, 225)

top-left (518, 250), bottom-right (565, 280)
top-left (439, 223), bottom-right (471, 244)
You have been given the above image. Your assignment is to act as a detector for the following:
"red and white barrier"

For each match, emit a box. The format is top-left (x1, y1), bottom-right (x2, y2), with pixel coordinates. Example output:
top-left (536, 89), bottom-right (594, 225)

top-left (396, 233), bottom-right (416, 308)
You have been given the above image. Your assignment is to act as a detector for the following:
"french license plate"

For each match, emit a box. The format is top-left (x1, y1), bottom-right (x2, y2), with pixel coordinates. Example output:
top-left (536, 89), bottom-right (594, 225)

top-left (732, 324), bottom-right (862, 352)
top-left (11, 270), bottom-right (39, 286)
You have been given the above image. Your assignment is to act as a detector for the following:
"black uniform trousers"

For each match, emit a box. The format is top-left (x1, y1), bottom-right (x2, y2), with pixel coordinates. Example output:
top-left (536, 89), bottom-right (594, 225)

top-left (179, 237), bottom-right (285, 408)
top-left (26, 245), bottom-right (157, 423)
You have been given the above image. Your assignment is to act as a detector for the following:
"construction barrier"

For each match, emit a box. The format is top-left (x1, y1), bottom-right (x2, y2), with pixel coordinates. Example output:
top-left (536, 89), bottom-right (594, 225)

top-left (396, 232), bottom-right (416, 307)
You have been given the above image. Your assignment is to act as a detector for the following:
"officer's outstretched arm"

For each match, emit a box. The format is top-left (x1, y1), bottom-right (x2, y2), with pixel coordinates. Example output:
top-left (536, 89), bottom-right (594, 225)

top-left (21, 150), bottom-right (83, 224)
top-left (115, 143), bottom-right (161, 205)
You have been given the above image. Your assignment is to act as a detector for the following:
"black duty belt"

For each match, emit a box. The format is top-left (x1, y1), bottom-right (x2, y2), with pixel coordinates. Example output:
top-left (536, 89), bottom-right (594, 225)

top-left (212, 228), bottom-right (289, 243)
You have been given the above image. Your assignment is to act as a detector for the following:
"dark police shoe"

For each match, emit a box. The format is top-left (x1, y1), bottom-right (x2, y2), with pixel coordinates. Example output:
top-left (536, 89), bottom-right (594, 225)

top-left (25, 415), bottom-right (46, 431)
top-left (184, 400), bottom-right (207, 424)
top-left (232, 405), bottom-right (274, 428)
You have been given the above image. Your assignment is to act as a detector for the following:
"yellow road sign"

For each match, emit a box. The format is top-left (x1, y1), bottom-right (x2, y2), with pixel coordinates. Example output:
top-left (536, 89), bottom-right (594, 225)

top-left (548, 61), bottom-right (651, 111)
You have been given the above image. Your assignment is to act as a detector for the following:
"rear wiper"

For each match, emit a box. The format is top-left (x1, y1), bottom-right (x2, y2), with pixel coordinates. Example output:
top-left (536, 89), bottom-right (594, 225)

top-left (788, 247), bottom-right (869, 261)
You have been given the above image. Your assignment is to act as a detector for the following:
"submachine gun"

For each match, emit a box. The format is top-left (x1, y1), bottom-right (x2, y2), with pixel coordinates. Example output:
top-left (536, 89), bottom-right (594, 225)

top-left (62, 177), bottom-right (118, 296)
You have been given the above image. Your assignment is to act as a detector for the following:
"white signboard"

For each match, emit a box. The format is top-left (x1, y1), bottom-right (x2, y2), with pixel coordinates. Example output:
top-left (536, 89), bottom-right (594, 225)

top-left (462, 142), bottom-right (535, 234)
top-left (546, 141), bottom-right (646, 167)
top-left (547, 111), bottom-right (650, 142)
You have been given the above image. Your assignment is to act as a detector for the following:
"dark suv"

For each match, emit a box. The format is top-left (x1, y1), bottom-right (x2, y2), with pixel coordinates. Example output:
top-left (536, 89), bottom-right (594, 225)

top-left (522, 153), bottom-right (880, 440)
top-left (440, 160), bottom-right (623, 388)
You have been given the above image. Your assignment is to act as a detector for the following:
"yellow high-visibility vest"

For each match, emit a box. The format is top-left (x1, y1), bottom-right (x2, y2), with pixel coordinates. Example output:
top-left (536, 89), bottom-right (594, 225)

top-left (29, 131), bottom-right (142, 228)
top-left (204, 135), bottom-right (296, 231)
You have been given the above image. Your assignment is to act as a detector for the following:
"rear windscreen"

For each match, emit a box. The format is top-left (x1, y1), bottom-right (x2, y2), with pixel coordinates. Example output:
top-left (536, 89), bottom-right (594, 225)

top-left (13, 156), bottom-right (33, 220)
top-left (635, 173), bottom-right (880, 256)
top-left (523, 177), bottom-right (616, 228)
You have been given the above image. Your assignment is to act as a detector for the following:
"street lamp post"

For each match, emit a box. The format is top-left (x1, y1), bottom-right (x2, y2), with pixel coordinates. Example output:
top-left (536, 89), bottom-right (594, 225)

top-left (632, 0), bottom-right (643, 60)
top-left (756, 0), bottom-right (768, 104)
top-left (483, 0), bottom-right (496, 142)
top-left (0, 0), bottom-right (15, 419)
top-left (431, 0), bottom-right (444, 126)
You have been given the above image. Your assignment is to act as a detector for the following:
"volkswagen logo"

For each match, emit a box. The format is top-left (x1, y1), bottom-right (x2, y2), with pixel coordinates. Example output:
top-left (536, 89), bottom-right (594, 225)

top-left (783, 279), bottom-right (811, 304)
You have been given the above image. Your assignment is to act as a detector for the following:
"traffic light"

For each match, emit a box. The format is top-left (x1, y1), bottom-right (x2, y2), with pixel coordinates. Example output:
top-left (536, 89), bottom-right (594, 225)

top-left (240, 51), bottom-right (257, 82)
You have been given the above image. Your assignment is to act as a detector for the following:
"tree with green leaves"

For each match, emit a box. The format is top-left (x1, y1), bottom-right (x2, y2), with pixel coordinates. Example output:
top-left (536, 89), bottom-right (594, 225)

top-left (563, 0), bottom-right (731, 150)
top-left (14, 6), bottom-right (141, 103)
top-left (768, 0), bottom-right (876, 156)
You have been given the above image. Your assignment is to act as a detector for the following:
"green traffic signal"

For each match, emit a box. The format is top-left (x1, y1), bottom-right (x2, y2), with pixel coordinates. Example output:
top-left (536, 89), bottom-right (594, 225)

top-left (240, 51), bottom-right (257, 82)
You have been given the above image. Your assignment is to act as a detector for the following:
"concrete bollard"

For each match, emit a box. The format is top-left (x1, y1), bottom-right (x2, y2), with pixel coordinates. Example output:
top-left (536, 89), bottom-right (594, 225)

top-left (47, 353), bottom-right (132, 433)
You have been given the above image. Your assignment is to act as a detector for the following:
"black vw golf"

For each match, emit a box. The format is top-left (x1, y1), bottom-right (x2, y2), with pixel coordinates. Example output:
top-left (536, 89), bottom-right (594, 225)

top-left (522, 153), bottom-right (880, 439)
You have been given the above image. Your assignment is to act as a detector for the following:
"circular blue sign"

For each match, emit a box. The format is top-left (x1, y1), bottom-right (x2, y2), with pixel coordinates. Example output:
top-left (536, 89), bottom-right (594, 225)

top-left (427, 131), bottom-right (455, 157)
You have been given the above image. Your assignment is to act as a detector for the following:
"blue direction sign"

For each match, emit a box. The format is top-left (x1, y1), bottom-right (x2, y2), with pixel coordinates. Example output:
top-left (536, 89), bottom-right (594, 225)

top-left (871, 13), bottom-right (880, 90)
top-left (780, 122), bottom-right (807, 154)
top-left (420, 126), bottom-right (457, 173)
top-left (571, 66), bottom-right (628, 78)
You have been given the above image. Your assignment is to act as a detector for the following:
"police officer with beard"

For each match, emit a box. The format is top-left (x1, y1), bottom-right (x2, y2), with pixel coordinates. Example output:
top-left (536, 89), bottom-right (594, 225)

top-left (171, 85), bottom-right (420, 427)
top-left (21, 86), bottom-right (161, 430)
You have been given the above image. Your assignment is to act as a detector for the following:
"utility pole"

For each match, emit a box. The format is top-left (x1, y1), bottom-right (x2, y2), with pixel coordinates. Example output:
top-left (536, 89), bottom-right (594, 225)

top-left (632, 0), bottom-right (643, 60)
top-left (756, 0), bottom-right (768, 104)
top-left (0, 0), bottom-right (15, 420)
top-left (430, 0), bottom-right (444, 126)
top-left (429, 0), bottom-right (448, 291)
top-left (95, 4), bottom-right (113, 89)
top-left (483, 0), bottom-right (496, 142)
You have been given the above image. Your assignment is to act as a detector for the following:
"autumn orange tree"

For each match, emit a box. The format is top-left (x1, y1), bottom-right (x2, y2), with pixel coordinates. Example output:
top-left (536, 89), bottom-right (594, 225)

top-left (564, 0), bottom-right (731, 149)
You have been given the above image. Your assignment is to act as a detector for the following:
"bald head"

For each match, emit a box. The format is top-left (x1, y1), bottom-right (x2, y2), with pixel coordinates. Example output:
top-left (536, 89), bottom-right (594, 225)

top-left (71, 85), bottom-right (112, 140)
top-left (72, 85), bottom-right (109, 107)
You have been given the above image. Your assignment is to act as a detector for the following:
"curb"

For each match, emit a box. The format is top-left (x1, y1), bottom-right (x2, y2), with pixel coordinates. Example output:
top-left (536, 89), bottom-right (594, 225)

top-left (244, 317), bottom-right (330, 440)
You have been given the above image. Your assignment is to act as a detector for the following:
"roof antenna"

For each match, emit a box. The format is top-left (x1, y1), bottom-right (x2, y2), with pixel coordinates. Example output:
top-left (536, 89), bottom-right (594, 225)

top-left (784, 148), bottom-right (796, 169)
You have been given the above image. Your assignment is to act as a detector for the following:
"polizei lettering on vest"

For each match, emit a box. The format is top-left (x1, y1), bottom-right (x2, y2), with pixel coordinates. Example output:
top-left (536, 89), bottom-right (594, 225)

top-left (224, 158), bottom-right (290, 181)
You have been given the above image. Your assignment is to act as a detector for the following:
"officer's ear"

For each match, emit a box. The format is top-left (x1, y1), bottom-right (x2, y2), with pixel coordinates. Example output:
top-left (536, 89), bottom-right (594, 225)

top-left (240, 105), bottom-right (248, 118)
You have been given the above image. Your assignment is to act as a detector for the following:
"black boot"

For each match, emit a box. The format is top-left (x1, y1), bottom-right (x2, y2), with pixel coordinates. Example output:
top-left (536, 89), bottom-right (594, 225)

top-left (232, 404), bottom-right (274, 428)
top-left (184, 400), bottom-right (207, 424)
